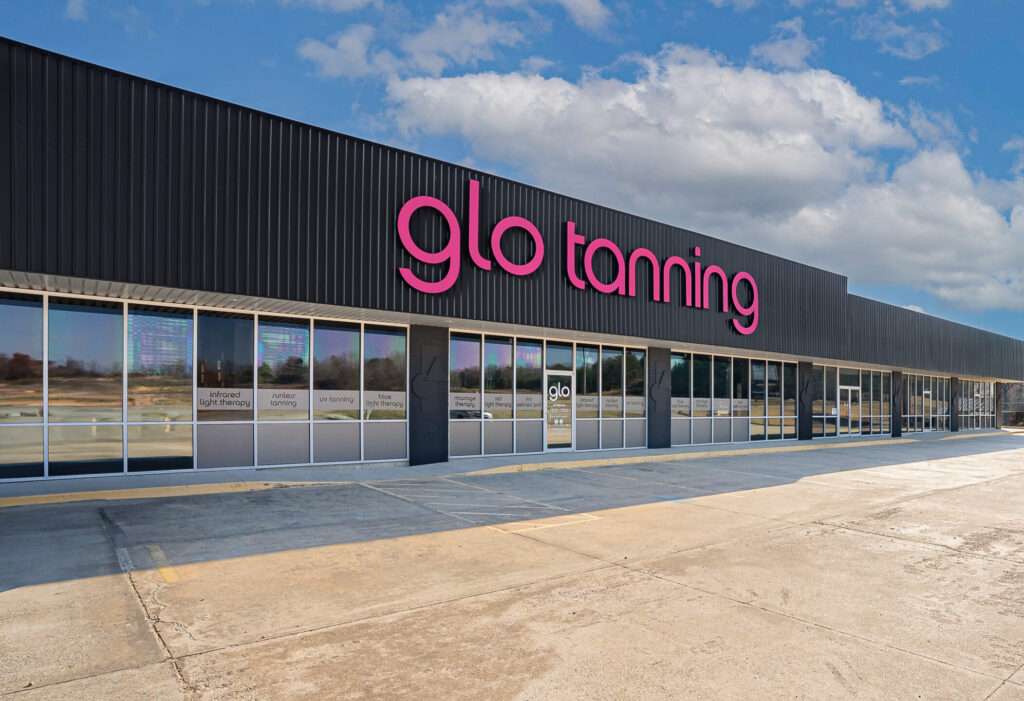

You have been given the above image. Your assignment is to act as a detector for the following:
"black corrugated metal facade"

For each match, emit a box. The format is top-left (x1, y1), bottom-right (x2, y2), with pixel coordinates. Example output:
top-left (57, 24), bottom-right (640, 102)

top-left (2, 37), bottom-right (1022, 381)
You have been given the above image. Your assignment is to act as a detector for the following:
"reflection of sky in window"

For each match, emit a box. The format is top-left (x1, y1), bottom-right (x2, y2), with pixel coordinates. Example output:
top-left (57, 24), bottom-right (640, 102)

top-left (450, 338), bottom-right (480, 373)
top-left (128, 310), bottom-right (192, 373)
top-left (0, 299), bottom-right (42, 358)
top-left (49, 304), bottom-right (122, 369)
top-left (516, 343), bottom-right (541, 370)
top-left (313, 325), bottom-right (359, 363)
top-left (484, 340), bottom-right (511, 371)
top-left (258, 322), bottom-right (309, 366)
top-left (364, 328), bottom-right (405, 361)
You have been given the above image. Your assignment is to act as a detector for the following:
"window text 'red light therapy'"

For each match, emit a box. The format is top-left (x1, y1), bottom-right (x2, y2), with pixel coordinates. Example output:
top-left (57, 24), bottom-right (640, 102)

top-left (397, 179), bottom-right (759, 335)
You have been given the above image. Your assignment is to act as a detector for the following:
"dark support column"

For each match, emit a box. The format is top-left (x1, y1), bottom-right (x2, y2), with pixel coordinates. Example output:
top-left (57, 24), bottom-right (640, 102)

top-left (408, 325), bottom-right (449, 466)
top-left (891, 371), bottom-right (904, 438)
top-left (995, 382), bottom-right (1003, 429)
top-left (950, 377), bottom-right (960, 432)
top-left (797, 361), bottom-right (814, 440)
top-left (647, 346), bottom-right (672, 449)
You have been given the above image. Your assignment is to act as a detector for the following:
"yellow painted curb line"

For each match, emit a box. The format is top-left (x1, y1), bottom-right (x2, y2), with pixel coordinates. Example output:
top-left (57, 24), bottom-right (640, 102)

top-left (940, 432), bottom-right (1009, 440)
top-left (0, 480), bottom-right (340, 509)
top-left (459, 438), bottom-right (919, 476)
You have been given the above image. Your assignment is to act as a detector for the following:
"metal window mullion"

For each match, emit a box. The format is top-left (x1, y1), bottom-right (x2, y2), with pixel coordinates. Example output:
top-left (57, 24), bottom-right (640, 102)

top-left (42, 294), bottom-right (49, 477)
top-left (359, 322), bottom-right (365, 462)
top-left (122, 302), bottom-right (128, 473)
top-left (308, 318), bottom-right (314, 464)
top-left (193, 309), bottom-right (198, 469)
top-left (253, 313), bottom-right (259, 467)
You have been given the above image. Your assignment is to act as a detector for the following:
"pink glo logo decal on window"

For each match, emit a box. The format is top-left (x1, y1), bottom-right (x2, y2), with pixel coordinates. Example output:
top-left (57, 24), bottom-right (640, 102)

top-left (397, 179), bottom-right (759, 335)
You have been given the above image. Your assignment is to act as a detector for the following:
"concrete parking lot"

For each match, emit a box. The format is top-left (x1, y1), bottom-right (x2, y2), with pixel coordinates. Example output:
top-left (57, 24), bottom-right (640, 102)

top-left (2, 432), bottom-right (1024, 699)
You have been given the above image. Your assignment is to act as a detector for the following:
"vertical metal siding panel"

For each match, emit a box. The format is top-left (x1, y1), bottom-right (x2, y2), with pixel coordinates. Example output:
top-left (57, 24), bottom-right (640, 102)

top-left (9, 46), bottom-right (28, 272)
top-left (0, 41), bottom-right (11, 270)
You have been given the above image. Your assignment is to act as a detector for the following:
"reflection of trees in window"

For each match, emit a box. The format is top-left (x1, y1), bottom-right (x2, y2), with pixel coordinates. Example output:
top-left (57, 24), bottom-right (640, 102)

top-left (625, 350), bottom-right (645, 397)
top-left (314, 354), bottom-right (359, 390)
top-left (259, 356), bottom-right (308, 387)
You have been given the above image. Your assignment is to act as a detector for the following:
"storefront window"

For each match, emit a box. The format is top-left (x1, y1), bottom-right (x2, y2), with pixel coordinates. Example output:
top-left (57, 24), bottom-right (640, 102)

top-left (751, 360), bottom-right (765, 440)
top-left (363, 326), bottom-right (406, 419)
top-left (312, 322), bottom-right (360, 420)
top-left (692, 354), bottom-right (711, 418)
top-left (450, 334), bottom-right (481, 419)
top-left (484, 337), bottom-right (513, 420)
top-left (732, 358), bottom-right (749, 417)
top-left (49, 300), bottom-right (123, 423)
top-left (0, 295), bottom-right (43, 424)
top-left (625, 349), bottom-right (646, 418)
top-left (713, 357), bottom-right (730, 417)
top-left (601, 347), bottom-right (624, 418)
top-left (197, 313), bottom-right (254, 421)
top-left (783, 363), bottom-right (797, 438)
top-left (671, 353), bottom-right (690, 417)
top-left (546, 342), bottom-right (573, 371)
top-left (258, 319), bottom-right (309, 421)
top-left (576, 345), bottom-right (600, 419)
top-left (127, 307), bottom-right (193, 422)
top-left (515, 340), bottom-right (543, 419)
top-left (812, 365), bottom-right (824, 437)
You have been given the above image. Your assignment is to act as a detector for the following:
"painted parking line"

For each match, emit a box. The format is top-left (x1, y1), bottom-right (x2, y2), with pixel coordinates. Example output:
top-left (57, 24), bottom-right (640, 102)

top-left (145, 545), bottom-right (181, 583)
top-left (0, 481), bottom-right (340, 509)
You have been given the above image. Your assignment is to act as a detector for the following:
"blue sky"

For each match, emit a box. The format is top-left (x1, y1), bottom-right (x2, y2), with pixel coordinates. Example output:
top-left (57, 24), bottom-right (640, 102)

top-left (3, 0), bottom-right (1024, 338)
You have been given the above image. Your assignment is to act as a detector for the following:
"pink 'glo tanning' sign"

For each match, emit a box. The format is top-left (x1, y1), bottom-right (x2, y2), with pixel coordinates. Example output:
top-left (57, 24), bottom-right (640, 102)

top-left (397, 179), bottom-right (759, 335)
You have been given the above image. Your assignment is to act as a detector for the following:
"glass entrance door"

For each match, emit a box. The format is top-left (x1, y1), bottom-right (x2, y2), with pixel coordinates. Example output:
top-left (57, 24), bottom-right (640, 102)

top-left (923, 390), bottom-right (932, 431)
top-left (839, 388), bottom-right (860, 435)
top-left (545, 372), bottom-right (573, 450)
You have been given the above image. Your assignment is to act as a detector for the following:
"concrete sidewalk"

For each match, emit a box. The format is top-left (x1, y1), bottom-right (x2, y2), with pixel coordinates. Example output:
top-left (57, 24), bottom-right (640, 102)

top-left (2, 427), bottom-right (1023, 699)
top-left (0, 430), bottom-right (1006, 507)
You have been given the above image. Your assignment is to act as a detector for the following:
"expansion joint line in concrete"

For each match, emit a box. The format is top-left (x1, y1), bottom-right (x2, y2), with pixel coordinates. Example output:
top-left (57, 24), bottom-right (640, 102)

top-left (96, 508), bottom-right (196, 699)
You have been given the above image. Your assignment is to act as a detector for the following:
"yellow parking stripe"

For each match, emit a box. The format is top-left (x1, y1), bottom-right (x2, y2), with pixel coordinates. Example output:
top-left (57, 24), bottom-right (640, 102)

top-left (145, 544), bottom-right (181, 583)
top-left (0, 481), bottom-right (337, 509)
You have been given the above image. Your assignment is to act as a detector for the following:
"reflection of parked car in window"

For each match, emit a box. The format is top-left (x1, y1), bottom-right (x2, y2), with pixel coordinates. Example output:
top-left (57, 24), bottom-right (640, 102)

top-left (450, 410), bottom-right (484, 419)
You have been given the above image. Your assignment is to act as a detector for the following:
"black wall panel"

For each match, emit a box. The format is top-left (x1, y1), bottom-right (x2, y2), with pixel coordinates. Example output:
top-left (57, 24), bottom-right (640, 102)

top-left (646, 346), bottom-right (671, 449)
top-left (2, 38), bottom-right (1022, 380)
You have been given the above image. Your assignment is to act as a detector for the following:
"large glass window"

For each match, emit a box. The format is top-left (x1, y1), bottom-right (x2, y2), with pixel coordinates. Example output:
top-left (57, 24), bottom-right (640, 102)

top-left (515, 340), bottom-right (543, 419)
top-left (692, 354), bottom-right (711, 418)
top-left (484, 337), bottom-right (513, 419)
top-left (0, 295), bottom-right (43, 424)
top-left (713, 357), bottom-right (731, 417)
top-left (783, 363), bottom-right (797, 438)
top-left (625, 349), bottom-right (646, 418)
top-left (546, 342), bottom-right (573, 371)
top-left (766, 361), bottom-right (782, 439)
top-left (601, 347), bottom-right (624, 418)
top-left (197, 313), bottom-right (254, 422)
top-left (671, 353), bottom-right (691, 417)
top-left (127, 307), bottom-right (193, 422)
top-left (363, 326), bottom-right (406, 420)
top-left (450, 334), bottom-right (482, 419)
top-left (257, 319), bottom-right (310, 421)
top-left (750, 360), bottom-right (765, 440)
top-left (313, 322), bottom-right (360, 420)
top-left (49, 300), bottom-right (123, 423)
top-left (576, 345), bottom-right (600, 419)
top-left (732, 359), bottom-right (749, 417)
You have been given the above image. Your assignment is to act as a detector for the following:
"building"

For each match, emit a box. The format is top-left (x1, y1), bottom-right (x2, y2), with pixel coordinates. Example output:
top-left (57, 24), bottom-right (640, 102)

top-left (1, 37), bottom-right (1022, 481)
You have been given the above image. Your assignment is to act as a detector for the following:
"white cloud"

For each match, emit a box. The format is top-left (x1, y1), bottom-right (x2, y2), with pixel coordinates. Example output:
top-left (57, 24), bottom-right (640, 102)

top-left (1003, 136), bottom-right (1024, 176)
top-left (853, 13), bottom-right (945, 59)
top-left (550, 0), bottom-right (610, 30)
top-left (298, 24), bottom-right (398, 78)
top-left (400, 4), bottom-right (526, 76)
top-left (902, 304), bottom-right (925, 312)
top-left (751, 17), bottom-right (820, 69)
top-left (64, 0), bottom-right (87, 20)
top-left (387, 45), bottom-right (1024, 310)
top-left (279, 0), bottom-right (377, 10)
top-left (902, 0), bottom-right (949, 9)
top-left (520, 55), bottom-right (556, 74)
top-left (899, 74), bottom-right (939, 86)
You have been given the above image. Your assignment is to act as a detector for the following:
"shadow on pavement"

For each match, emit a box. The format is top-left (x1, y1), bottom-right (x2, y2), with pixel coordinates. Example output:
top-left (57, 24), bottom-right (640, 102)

top-left (1, 432), bottom-right (1022, 591)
